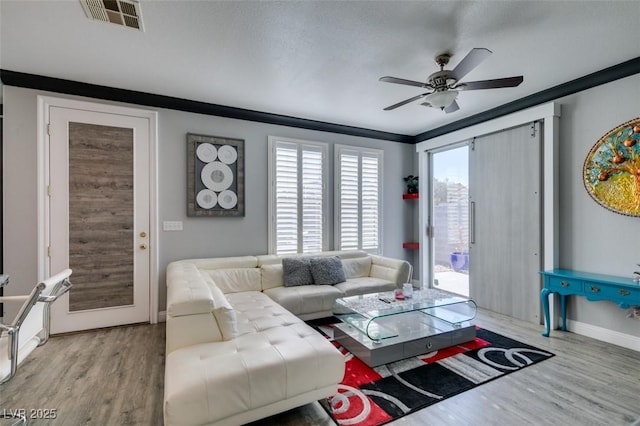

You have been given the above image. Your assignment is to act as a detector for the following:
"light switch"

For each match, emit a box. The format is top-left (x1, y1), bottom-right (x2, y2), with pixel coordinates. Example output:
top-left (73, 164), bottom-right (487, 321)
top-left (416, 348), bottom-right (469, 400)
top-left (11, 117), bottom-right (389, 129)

top-left (163, 221), bottom-right (183, 231)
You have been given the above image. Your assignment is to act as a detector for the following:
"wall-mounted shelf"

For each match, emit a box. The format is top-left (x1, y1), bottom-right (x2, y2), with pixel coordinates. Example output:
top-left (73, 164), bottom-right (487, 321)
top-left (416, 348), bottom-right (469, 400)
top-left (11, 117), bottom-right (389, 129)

top-left (402, 193), bottom-right (419, 200)
top-left (403, 193), bottom-right (419, 251)
top-left (402, 242), bottom-right (420, 250)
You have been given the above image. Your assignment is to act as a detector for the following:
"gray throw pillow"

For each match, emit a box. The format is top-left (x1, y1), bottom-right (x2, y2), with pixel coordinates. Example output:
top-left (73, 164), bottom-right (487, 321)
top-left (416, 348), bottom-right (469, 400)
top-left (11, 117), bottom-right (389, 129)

top-left (310, 256), bottom-right (346, 285)
top-left (282, 257), bottom-right (314, 287)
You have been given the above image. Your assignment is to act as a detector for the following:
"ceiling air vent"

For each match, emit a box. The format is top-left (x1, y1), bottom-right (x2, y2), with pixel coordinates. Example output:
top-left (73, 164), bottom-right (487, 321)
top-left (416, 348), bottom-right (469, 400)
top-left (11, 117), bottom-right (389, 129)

top-left (80, 0), bottom-right (144, 31)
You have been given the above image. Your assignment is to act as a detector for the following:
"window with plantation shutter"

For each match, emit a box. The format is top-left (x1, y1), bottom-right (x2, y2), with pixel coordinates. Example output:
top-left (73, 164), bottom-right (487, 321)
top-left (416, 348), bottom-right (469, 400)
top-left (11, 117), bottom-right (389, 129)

top-left (335, 145), bottom-right (383, 253)
top-left (268, 137), bottom-right (328, 255)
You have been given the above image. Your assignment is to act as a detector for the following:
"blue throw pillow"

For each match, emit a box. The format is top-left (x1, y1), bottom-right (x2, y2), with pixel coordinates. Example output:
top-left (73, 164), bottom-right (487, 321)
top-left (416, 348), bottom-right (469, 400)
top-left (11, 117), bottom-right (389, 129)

top-left (310, 256), bottom-right (346, 285)
top-left (282, 257), bottom-right (314, 287)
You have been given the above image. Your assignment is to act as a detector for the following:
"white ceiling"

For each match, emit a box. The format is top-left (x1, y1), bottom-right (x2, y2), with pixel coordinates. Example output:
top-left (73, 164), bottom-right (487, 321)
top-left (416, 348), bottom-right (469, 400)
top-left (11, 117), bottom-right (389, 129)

top-left (1, 1), bottom-right (639, 136)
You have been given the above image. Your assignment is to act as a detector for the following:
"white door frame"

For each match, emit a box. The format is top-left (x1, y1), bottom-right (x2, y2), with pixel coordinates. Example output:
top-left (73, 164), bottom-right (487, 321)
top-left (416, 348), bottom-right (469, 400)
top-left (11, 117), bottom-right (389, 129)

top-left (416, 102), bottom-right (560, 325)
top-left (37, 95), bottom-right (159, 325)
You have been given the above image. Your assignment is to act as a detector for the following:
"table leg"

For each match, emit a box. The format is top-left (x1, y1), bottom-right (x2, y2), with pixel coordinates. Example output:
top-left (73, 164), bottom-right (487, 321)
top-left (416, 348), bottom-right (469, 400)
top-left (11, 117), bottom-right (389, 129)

top-left (560, 294), bottom-right (567, 331)
top-left (541, 288), bottom-right (551, 337)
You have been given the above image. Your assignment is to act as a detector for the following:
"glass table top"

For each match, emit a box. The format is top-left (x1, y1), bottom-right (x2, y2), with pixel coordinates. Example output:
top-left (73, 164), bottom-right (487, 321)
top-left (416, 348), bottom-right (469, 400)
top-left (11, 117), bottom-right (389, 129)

top-left (333, 288), bottom-right (476, 341)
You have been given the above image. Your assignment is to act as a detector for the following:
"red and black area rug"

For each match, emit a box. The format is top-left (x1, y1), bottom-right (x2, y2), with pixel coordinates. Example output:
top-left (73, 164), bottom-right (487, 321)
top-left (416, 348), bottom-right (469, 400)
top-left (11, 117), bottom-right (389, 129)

top-left (313, 323), bottom-right (554, 426)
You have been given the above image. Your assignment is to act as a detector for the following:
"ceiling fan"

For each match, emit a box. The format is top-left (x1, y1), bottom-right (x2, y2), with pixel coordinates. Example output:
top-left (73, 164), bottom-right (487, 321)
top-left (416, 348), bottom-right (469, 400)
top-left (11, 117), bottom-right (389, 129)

top-left (380, 48), bottom-right (523, 113)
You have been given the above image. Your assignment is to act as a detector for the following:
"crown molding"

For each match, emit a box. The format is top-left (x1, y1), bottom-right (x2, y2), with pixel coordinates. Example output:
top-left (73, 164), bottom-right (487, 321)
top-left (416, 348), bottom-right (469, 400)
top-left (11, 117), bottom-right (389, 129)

top-left (2, 56), bottom-right (639, 145)
top-left (0, 69), bottom-right (413, 144)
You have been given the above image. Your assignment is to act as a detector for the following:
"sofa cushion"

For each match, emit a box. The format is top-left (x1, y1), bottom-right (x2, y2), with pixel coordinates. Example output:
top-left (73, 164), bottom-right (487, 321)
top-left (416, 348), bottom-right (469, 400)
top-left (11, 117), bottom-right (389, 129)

top-left (207, 268), bottom-right (262, 293)
top-left (341, 256), bottom-right (372, 279)
top-left (166, 274), bottom-right (216, 317)
top-left (165, 312), bottom-right (224, 354)
top-left (261, 264), bottom-right (284, 290)
top-left (263, 285), bottom-right (343, 316)
top-left (209, 284), bottom-right (238, 340)
top-left (256, 250), bottom-right (369, 267)
top-left (227, 291), bottom-right (301, 335)
top-left (334, 277), bottom-right (396, 297)
top-left (256, 254), bottom-right (281, 266)
top-left (193, 256), bottom-right (258, 270)
top-left (309, 256), bottom-right (346, 285)
top-left (370, 255), bottom-right (413, 286)
top-left (282, 257), bottom-right (314, 287)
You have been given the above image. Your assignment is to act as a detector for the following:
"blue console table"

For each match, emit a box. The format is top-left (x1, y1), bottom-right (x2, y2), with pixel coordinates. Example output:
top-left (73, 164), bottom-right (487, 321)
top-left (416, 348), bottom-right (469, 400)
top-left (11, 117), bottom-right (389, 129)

top-left (540, 269), bottom-right (640, 337)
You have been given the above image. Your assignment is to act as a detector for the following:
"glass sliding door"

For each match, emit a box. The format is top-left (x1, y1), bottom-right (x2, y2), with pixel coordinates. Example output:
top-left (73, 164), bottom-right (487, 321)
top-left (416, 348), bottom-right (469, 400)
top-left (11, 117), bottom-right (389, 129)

top-left (430, 145), bottom-right (469, 296)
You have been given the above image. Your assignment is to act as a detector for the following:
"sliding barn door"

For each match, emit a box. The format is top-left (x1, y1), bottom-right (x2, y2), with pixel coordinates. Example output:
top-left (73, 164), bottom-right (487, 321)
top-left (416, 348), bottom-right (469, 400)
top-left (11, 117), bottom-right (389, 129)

top-left (469, 122), bottom-right (542, 323)
top-left (48, 104), bottom-right (151, 333)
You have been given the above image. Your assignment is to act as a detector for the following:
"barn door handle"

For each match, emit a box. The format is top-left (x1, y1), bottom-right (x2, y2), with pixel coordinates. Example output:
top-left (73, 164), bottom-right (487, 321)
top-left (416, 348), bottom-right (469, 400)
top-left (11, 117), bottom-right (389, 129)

top-left (470, 201), bottom-right (476, 244)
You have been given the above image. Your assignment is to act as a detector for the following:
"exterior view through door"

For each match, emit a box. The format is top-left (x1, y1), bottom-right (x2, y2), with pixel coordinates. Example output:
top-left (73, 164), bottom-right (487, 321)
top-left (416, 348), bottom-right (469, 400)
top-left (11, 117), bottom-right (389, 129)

top-left (44, 98), bottom-right (156, 334)
top-left (430, 145), bottom-right (469, 297)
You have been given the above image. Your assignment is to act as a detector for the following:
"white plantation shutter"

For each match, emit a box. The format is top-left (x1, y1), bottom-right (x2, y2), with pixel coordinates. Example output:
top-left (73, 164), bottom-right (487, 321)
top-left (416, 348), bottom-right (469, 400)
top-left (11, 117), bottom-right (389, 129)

top-left (301, 149), bottom-right (324, 253)
top-left (339, 153), bottom-right (359, 250)
top-left (336, 146), bottom-right (383, 253)
top-left (361, 155), bottom-right (380, 251)
top-left (269, 137), bottom-right (327, 255)
top-left (274, 144), bottom-right (299, 254)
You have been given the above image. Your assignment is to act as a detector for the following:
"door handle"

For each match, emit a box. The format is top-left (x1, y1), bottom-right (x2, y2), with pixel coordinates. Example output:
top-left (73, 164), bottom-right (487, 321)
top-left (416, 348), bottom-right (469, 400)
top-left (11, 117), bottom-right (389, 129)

top-left (470, 201), bottom-right (476, 244)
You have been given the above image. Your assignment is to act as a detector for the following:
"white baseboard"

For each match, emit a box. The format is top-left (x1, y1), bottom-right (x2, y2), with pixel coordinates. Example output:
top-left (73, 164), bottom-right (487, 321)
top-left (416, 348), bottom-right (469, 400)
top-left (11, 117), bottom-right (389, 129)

top-left (158, 311), bottom-right (167, 323)
top-left (567, 319), bottom-right (640, 352)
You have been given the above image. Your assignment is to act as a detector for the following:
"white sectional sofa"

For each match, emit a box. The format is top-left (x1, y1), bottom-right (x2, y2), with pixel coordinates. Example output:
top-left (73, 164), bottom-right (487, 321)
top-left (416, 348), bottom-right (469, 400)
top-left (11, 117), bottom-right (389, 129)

top-left (164, 250), bottom-right (412, 426)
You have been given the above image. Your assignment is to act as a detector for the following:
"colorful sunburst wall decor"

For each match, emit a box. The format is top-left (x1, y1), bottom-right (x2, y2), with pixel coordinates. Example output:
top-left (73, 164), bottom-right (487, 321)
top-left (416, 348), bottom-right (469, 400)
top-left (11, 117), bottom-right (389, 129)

top-left (583, 118), bottom-right (640, 217)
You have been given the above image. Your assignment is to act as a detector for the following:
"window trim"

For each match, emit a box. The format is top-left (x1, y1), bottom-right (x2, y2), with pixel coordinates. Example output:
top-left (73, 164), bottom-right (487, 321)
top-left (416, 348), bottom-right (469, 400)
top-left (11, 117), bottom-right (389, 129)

top-left (334, 144), bottom-right (384, 254)
top-left (268, 136), bottom-right (329, 255)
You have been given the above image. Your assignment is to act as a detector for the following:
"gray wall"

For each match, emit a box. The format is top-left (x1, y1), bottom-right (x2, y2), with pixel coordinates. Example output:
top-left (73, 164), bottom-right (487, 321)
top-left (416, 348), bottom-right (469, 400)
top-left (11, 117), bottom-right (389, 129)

top-left (3, 86), bottom-right (40, 314)
top-left (556, 73), bottom-right (640, 336)
top-left (157, 107), bottom-right (415, 309)
top-left (2, 85), bottom-right (415, 314)
top-left (5, 72), bottom-right (637, 338)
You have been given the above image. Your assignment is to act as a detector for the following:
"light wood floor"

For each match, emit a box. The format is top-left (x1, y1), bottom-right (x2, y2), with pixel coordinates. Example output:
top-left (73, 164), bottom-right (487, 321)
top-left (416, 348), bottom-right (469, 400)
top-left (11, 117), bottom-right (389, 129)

top-left (3, 310), bottom-right (640, 425)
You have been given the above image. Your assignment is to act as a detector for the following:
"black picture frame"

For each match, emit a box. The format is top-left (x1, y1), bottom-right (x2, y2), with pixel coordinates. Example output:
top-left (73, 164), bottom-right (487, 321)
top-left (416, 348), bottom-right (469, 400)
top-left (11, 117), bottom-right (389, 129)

top-left (187, 133), bottom-right (245, 217)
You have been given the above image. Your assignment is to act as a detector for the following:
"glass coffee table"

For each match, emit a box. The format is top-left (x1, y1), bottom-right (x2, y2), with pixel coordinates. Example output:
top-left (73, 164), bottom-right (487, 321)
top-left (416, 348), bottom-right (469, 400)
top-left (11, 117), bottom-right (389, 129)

top-left (332, 288), bottom-right (477, 367)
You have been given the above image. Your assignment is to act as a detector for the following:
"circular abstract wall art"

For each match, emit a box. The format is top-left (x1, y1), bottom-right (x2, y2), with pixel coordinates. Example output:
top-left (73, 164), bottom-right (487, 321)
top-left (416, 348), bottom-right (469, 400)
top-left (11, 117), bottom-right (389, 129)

top-left (583, 117), bottom-right (640, 216)
top-left (187, 133), bottom-right (245, 217)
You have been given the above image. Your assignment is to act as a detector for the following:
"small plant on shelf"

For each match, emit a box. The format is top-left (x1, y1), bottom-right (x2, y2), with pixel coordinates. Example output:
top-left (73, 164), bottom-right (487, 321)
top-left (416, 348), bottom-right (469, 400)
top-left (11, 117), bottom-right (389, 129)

top-left (403, 175), bottom-right (419, 194)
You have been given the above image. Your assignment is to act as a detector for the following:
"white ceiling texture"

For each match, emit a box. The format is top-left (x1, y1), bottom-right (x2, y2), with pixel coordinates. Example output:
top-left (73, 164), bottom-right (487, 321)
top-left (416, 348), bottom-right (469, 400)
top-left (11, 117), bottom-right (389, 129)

top-left (1, 1), bottom-right (639, 138)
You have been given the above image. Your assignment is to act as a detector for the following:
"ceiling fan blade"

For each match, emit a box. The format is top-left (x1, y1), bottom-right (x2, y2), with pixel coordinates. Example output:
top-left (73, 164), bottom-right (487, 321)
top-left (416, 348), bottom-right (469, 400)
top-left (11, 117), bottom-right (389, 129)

top-left (449, 48), bottom-right (492, 81)
top-left (383, 93), bottom-right (431, 111)
top-left (379, 76), bottom-right (427, 88)
top-left (458, 76), bottom-right (524, 90)
top-left (444, 100), bottom-right (460, 113)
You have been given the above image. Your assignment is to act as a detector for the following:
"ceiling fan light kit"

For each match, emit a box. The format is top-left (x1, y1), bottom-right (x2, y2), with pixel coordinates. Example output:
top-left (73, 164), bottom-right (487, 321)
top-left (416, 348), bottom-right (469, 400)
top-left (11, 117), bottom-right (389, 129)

top-left (423, 90), bottom-right (458, 109)
top-left (380, 48), bottom-right (524, 113)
